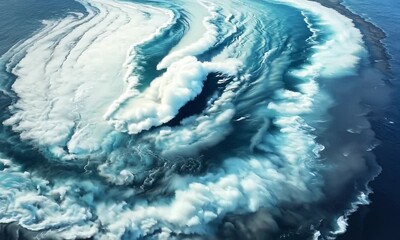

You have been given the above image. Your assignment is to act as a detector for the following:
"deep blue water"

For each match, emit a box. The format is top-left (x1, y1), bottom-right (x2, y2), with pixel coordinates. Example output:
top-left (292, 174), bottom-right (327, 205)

top-left (339, 0), bottom-right (400, 239)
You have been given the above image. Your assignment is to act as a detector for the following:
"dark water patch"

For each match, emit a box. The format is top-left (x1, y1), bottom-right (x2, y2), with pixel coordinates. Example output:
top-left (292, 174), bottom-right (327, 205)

top-left (0, 223), bottom-right (41, 240)
top-left (0, 222), bottom-right (95, 240)
top-left (164, 73), bottom-right (229, 127)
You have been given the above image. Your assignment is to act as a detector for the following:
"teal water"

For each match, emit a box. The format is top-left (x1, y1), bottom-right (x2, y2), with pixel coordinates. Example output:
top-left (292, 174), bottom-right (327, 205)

top-left (0, 0), bottom-right (84, 55)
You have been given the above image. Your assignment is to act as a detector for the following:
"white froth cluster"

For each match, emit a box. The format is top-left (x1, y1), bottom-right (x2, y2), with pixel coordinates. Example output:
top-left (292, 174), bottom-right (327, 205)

top-left (105, 56), bottom-right (241, 134)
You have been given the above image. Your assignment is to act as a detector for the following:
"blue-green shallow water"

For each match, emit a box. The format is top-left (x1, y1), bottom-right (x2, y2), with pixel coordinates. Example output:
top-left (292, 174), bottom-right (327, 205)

top-left (339, 1), bottom-right (400, 239)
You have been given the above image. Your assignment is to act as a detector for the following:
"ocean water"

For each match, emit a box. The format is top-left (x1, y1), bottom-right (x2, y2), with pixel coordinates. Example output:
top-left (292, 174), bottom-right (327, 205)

top-left (0, 0), bottom-right (396, 239)
top-left (339, 0), bottom-right (400, 239)
top-left (0, 0), bottom-right (85, 55)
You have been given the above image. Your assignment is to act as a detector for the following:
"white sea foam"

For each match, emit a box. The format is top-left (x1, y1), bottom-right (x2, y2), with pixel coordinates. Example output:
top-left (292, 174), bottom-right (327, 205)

top-left (278, 0), bottom-right (366, 77)
top-left (2, 0), bottom-right (172, 158)
top-left (331, 191), bottom-right (371, 236)
top-left (105, 56), bottom-right (241, 134)
top-left (157, 0), bottom-right (236, 69)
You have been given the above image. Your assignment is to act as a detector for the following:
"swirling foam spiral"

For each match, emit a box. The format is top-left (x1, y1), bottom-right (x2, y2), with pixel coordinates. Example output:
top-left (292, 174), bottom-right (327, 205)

top-left (0, 0), bottom-right (377, 239)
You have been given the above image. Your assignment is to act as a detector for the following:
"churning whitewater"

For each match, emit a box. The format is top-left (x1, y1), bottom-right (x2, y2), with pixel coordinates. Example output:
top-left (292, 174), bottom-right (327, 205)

top-left (0, 0), bottom-right (379, 239)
